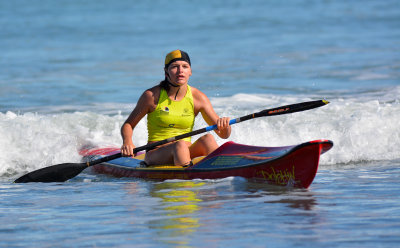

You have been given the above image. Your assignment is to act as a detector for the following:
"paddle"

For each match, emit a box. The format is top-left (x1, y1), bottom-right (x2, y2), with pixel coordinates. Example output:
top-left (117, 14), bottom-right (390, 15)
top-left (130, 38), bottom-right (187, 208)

top-left (14, 99), bottom-right (329, 183)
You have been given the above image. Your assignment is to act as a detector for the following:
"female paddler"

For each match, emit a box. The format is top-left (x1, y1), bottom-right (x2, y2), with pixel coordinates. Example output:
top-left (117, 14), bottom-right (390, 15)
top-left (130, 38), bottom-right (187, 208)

top-left (120, 50), bottom-right (231, 166)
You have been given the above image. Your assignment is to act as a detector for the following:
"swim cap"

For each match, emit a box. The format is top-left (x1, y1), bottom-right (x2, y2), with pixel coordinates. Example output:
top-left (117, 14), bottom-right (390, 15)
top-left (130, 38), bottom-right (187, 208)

top-left (165, 50), bottom-right (191, 69)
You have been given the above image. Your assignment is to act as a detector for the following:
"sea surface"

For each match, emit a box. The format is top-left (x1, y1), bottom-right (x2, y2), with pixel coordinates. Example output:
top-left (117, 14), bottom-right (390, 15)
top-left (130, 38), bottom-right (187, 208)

top-left (1, 0), bottom-right (400, 247)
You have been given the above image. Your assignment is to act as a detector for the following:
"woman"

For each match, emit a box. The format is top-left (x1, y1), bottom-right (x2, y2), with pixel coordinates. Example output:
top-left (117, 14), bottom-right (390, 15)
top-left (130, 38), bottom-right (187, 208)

top-left (121, 50), bottom-right (231, 166)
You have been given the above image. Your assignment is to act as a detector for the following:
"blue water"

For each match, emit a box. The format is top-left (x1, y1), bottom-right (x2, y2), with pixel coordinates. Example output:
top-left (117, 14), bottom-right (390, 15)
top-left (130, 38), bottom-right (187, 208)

top-left (1, 0), bottom-right (400, 247)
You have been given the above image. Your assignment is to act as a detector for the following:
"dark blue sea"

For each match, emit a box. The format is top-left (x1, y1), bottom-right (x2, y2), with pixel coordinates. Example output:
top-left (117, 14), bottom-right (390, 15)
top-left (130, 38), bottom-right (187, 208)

top-left (1, 0), bottom-right (399, 247)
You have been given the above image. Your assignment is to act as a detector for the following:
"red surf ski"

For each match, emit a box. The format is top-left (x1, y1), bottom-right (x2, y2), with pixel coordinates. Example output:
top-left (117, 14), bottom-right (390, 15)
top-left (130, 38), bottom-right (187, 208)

top-left (80, 140), bottom-right (333, 188)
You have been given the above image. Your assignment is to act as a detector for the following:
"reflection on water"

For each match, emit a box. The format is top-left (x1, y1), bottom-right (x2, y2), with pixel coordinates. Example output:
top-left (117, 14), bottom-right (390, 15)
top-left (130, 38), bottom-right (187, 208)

top-left (244, 182), bottom-right (318, 211)
top-left (149, 181), bottom-right (206, 246)
top-left (122, 178), bottom-right (320, 247)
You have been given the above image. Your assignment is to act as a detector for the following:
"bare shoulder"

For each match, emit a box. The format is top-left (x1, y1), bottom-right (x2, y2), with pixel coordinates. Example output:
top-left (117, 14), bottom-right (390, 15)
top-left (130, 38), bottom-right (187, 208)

top-left (142, 86), bottom-right (160, 99)
top-left (191, 86), bottom-right (212, 112)
top-left (191, 86), bottom-right (209, 102)
top-left (140, 86), bottom-right (160, 109)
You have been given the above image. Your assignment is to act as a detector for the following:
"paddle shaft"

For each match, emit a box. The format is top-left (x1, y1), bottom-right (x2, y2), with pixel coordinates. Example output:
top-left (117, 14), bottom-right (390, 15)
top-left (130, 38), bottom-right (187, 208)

top-left (87, 99), bottom-right (329, 167)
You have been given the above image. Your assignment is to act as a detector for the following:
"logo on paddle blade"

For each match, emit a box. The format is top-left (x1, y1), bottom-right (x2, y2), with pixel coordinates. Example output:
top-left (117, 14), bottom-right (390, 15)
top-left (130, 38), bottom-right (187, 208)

top-left (268, 107), bottom-right (289, 114)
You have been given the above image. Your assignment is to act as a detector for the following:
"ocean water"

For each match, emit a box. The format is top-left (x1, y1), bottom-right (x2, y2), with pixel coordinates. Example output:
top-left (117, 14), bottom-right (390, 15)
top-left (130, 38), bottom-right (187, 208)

top-left (1, 0), bottom-right (400, 247)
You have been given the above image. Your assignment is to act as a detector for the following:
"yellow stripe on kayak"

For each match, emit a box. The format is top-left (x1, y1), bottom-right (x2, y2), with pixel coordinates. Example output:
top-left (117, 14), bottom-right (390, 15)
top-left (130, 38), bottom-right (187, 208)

top-left (136, 165), bottom-right (186, 170)
top-left (133, 155), bottom-right (206, 170)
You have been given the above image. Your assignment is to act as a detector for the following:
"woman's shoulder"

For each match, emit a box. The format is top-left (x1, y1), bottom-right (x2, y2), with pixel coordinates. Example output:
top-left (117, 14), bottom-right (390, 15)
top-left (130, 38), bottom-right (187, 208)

top-left (190, 86), bottom-right (208, 100)
top-left (141, 85), bottom-right (160, 99)
top-left (190, 86), bottom-right (212, 112)
top-left (138, 85), bottom-right (161, 109)
top-left (145, 85), bottom-right (161, 94)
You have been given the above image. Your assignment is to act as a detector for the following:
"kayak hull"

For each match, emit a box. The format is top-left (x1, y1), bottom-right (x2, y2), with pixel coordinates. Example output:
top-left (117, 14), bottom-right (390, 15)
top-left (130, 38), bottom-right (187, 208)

top-left (80, 140), bottom-right (333, 188)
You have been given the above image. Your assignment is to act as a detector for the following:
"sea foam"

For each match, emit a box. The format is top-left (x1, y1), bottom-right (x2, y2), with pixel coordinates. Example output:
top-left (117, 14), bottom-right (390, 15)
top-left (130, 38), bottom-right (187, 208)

top-left (1, 89), bottom-right (399, 179)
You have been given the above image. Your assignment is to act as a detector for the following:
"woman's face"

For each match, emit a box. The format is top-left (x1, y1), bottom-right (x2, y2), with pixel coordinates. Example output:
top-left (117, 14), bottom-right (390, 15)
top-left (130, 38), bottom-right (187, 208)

top-left (166, 61), bottom-right (192, 86)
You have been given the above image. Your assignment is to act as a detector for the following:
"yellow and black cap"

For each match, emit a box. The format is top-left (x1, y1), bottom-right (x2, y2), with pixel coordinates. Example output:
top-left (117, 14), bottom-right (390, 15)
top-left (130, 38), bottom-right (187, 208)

top-left (165, 50), bottom-right (191, 69)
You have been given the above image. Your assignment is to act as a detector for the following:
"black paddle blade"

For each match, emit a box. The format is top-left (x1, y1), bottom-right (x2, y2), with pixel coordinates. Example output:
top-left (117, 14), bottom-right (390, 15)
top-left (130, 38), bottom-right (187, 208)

top-left (14, 163), bottom-right (88, 183)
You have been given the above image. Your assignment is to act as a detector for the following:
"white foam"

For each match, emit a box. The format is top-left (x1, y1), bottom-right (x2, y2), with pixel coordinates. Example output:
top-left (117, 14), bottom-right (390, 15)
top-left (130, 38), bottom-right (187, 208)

top-left (352, 73), bottom-right (390, 81)
top-left (1, 87), bottom-right (399, 179)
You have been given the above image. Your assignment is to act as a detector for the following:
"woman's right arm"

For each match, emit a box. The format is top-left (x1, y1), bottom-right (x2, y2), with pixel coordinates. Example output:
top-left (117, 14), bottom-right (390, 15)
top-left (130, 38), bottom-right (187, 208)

top-left (121, 89), bottom-right (155, 156)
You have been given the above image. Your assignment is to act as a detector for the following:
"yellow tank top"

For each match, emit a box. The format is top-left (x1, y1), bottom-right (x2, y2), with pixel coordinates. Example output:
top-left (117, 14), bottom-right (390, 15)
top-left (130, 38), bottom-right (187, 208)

top-left (147, 85), bottom-right (195, 142)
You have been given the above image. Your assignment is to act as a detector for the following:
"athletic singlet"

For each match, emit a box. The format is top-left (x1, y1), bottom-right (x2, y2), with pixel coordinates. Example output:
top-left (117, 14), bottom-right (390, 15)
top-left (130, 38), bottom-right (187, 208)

top-left (147, 85), bottom-right (195, 142)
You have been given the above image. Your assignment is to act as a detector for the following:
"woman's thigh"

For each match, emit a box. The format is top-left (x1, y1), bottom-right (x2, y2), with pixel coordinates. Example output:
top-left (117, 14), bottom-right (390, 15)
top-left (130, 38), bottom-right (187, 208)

top-left (144, 141), bottom-right (191, 165)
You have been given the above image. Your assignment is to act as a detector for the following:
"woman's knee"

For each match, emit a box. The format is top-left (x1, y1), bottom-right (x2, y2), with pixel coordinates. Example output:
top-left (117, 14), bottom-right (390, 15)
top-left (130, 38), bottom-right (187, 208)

top-left (192, 134), bottom-right (218, 156)
top-left (199, 133), bottom-right (216, 144)
top-left (173, 140), bottom-right (190, 150)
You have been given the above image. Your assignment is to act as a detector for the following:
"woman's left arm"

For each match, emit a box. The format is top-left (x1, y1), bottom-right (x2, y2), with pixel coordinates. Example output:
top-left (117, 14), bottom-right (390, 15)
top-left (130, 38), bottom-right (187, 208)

top-left (193, 88), bottom-right (231, 139)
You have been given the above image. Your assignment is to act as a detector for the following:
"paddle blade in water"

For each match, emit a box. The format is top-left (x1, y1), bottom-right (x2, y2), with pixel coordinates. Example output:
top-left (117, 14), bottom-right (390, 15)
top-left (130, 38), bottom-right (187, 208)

top-left (14, 163), bottom-right (88, 183)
